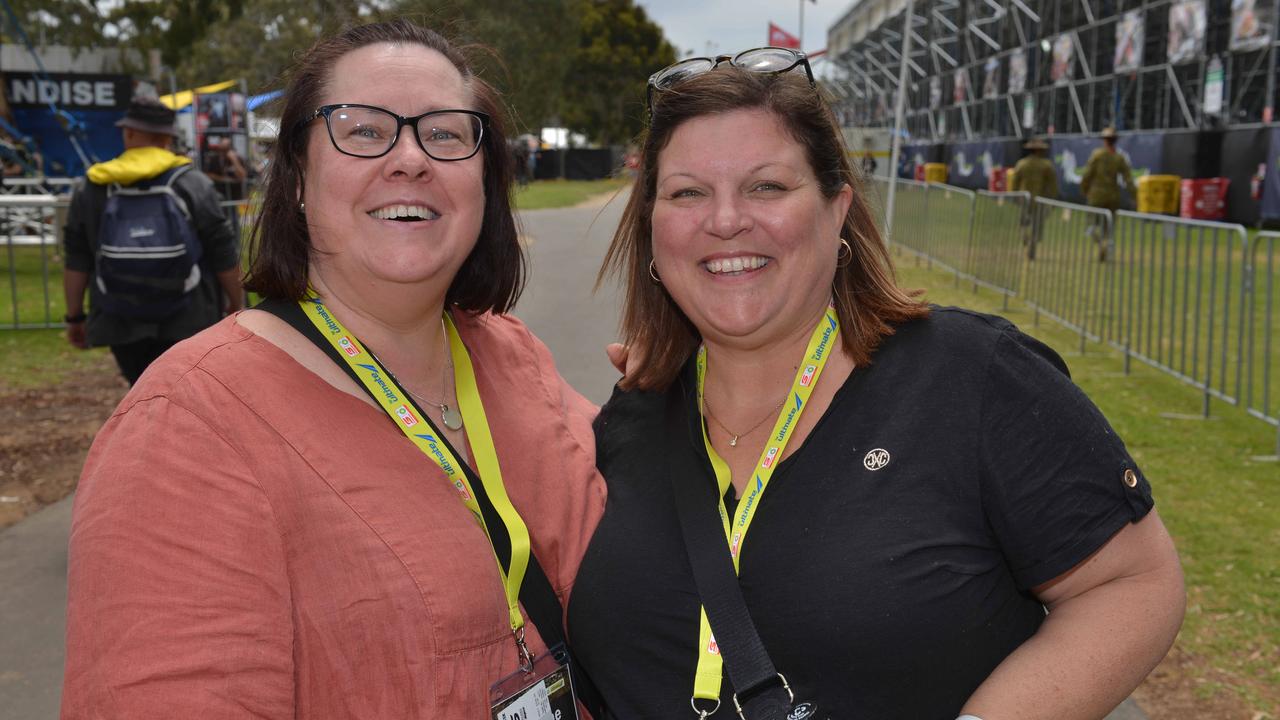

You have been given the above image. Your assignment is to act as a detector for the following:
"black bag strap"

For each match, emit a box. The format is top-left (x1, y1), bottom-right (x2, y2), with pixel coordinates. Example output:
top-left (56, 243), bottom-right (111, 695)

top-left (254, 298), bottom-right (605, 717)
top-left (664, 376), bottom-right (795, 720)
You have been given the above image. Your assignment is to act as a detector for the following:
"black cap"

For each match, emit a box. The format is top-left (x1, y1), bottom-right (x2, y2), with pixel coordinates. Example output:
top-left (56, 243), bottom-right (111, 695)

top-left (115, 97), bottom-right (177, 136)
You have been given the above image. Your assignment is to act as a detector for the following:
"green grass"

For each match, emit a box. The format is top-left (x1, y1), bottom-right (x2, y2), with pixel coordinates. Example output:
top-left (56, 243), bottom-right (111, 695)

top-left (0, 244), bottom-right (63, 329)
top-left (896, 257), bottom-right (1280, 714)
top-left (513, 177), bottom-right (629, 210)
top-left (0, 329), bottom-right (114, 388)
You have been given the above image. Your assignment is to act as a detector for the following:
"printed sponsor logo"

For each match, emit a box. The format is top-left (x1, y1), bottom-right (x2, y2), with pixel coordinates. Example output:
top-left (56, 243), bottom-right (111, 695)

top-left (338, 336), bottom-right (360, 357)
top-left (736, 475), bottom-right (766, 528)
top-left (761, 446), bottom-right (780, 469)
top-left (730, 531), bottom-right (743, 557)
top-left (395, 405), bottom-right (418, 427)
top-left (773, 393), bottom-right (804, 443)
top-left (356, 363), bottom-right (400, 403)
top-left (414, 434), bottom-right (458, 477)
top-left (308, 299), bottom-right (343, 336)
top-left (808, 312), bottom-right (838, 362)
top-left (799, 364), bottom-right (817, 387)
top-left (707, 634), bottom-right (720, 655)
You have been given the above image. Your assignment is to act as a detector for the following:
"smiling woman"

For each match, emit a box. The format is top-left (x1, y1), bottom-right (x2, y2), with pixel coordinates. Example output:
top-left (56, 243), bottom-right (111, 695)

top-left (571, 53), bottom-right (1185, 720)
top-left (61, 19), bottom-right (606, 719)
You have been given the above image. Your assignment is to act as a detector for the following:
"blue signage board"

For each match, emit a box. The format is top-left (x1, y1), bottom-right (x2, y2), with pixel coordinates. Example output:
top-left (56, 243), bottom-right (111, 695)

top-left (5, 71), bottom-right (133, 177)
top-left (946, 140), bottom-right (1005, 189)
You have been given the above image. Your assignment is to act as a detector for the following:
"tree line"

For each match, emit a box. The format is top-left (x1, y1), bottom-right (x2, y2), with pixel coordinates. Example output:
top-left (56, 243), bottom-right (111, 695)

top-left (3, 0), bottom-right (676, 146)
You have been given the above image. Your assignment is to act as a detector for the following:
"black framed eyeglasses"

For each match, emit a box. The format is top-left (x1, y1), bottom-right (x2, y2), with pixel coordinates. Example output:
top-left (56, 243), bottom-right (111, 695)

top-left (305, 104), bottom-right (490, 161)
top-left (646, 47), bottom-right (816, 115)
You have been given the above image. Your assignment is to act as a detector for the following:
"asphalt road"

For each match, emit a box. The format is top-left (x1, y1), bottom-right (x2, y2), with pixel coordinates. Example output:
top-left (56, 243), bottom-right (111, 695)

top-left (0, 192), bottom-right (1146, 720)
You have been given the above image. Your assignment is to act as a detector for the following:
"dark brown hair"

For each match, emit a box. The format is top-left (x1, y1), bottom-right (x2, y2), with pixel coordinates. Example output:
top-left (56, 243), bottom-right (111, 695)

top-left (244, 19), bottom-right (524, 313)
top-left (600, 68), bottom-right (928, 391)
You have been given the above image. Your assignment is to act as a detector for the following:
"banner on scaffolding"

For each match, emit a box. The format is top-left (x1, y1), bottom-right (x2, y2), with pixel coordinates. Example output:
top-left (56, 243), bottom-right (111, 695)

top-left (1230, 0), bottom-right (1273, 52)
top-left (983, 57), bottom-right (1001, 99)
top-left (946, 140), bottom-right (1006, 190)
top-left (1115, 10), bottom-right (1145, 73)
top-left (1008, 49), bottom-right (1028, 94)
top-left (1168, 0), bottom-right (1207, 64)
top-left (1261, 127), bottom-right (1280, 220)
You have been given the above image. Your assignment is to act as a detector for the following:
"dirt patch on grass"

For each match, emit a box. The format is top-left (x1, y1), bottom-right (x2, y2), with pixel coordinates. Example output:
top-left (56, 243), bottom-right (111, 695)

top-left (1134, 643), bottom-right (1268, 719)
top-left (0, 358), bottom-right (126, 530)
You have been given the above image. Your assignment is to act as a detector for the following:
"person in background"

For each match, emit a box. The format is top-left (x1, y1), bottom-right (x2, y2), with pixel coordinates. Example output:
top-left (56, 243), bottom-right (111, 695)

top-left (61, 20), bottom-right (605, 718)
top-left (202, 134), bottom-right (249, 201)
top-left (62, 97), bottom-right (242, 385)
top-left (1008, 137), bottom-right (1058, 260)
top-left (569, 48), bottom-right (1184, 719)
top-left (1080, 126), bottom-right (1135, 262)
top-left (859, 137), bottom-right (877, 178)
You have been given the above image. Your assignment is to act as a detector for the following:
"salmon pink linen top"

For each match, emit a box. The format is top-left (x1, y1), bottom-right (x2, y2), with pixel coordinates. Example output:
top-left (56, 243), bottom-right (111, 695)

top-left (62, 312), bottom-right (606, 719)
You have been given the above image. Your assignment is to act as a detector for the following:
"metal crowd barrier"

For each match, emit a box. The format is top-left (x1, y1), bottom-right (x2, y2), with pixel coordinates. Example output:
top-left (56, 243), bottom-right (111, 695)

top-left (2, 194), bottom-right (67, 329)
top-left (878, 176), bottom-right (1276, 440)
top-left (1021, 198), bottom-right (1116, 353)
top-left (1112, 211), bottom-right (1251, 415)
top-left (1245, 231), bottom-right (1280, 453)
top-left (968, 191), bottom-right (1029, 308)
top-left (1, 195), bottom-right (258, 331)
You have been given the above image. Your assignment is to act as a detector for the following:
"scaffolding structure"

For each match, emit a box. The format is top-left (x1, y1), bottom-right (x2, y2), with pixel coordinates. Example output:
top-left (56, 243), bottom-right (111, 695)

top-left (828, 0), bottom-right (1280, 141)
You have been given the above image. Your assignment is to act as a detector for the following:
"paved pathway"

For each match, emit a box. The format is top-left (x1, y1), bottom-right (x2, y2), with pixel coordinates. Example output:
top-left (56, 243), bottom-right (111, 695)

top-left (0, 192), bottom-right (1146, 719)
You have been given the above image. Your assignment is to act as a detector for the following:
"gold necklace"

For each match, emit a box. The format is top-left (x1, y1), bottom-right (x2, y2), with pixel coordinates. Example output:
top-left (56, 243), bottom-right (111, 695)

top-left (702, 395), bottom-right (786, 447)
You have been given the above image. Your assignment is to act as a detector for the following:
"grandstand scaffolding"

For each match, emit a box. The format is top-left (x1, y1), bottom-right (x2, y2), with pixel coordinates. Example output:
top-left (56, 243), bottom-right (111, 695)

top-left (828, 0), bottom-right (1280, 141)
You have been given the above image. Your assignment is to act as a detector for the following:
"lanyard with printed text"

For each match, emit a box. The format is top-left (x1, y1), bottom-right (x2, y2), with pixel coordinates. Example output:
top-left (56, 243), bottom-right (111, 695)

top-left (689, 305), bottom-right (840, 708)
top-left (298, 297), bottom-right (532, 642)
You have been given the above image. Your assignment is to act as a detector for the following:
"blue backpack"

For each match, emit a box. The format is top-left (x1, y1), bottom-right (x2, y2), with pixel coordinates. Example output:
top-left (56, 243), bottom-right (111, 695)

top-left (95, 165), bottom-right (203, 319)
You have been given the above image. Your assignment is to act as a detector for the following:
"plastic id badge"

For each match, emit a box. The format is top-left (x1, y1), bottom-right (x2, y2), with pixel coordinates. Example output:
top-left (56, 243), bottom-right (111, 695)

top-left (489, 650), bottom-right (578, 720)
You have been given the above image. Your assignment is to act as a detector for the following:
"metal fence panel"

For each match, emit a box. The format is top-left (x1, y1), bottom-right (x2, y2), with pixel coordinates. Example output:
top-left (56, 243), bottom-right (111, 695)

top-left (1245, 231), bottom-right (1280, 453)
top-left (1021, 198), bottom-right (1116, 352)
top-left (1, 195), bottom-right (258, 331)
top-left (1112, 211), bottom-right (1250, 414)
top-left (968, 191), bottom-right (1029, 304)
top-left (919, 183), bottom-right (975, 279)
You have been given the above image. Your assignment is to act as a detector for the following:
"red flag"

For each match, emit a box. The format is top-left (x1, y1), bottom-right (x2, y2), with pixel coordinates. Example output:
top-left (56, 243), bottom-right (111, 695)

top-left (768, 22), bottom-right (801, 49)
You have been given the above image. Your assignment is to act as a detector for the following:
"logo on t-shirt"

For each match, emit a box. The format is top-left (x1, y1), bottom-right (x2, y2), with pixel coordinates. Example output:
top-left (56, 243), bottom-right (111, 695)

top-left (863, 448), bottom-right (891, 471)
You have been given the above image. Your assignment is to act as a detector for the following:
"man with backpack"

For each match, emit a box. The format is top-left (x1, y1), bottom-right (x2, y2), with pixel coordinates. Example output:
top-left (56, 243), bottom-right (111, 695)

top-left (63, 97), bottom-right (243, 384)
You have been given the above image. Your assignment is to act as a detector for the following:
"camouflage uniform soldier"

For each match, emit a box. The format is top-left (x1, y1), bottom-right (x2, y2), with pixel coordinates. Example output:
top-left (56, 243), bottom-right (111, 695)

top-left (1009, 137), bottom-right (1058, 259)
top-left (1080, 127), bottom-right (1135, 261)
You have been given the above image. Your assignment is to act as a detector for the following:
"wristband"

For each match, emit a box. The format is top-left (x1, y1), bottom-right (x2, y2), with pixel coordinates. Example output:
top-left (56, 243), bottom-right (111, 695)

top-left (64, 312), bottom-right (87, 323)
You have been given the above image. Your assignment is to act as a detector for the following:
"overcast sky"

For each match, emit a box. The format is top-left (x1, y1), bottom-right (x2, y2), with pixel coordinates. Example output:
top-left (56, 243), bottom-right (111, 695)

top-left (636, 0), bottom-right (856, 63)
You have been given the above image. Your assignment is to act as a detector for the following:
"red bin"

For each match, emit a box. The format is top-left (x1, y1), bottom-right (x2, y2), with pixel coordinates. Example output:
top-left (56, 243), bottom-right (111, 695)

top-left (988, 167), bottom-right (1008, 192)
top-left (1179, 178), bottom-right (1230, 221)
top-left (914, 163), bottom-right (926, 181)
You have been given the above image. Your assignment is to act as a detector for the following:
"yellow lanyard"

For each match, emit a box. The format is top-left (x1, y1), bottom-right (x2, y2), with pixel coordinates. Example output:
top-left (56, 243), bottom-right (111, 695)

top-left (299, 298), bottom-right (530, 636)
top-left (689, 306), bottom-right (840, 704)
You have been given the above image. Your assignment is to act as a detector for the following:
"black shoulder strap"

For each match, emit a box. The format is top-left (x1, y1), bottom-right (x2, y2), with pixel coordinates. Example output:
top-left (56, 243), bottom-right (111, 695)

top-left (253, 298), bottom-right (605, 717)
top-left (664, 375), bottom-right (794, 720)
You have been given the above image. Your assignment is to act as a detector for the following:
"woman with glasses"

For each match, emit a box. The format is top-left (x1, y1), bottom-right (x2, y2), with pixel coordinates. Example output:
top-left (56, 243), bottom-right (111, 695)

top-left (63, 20), bottom-right (604, 718)
top-left (568, 49), bottom-right (1184, 719)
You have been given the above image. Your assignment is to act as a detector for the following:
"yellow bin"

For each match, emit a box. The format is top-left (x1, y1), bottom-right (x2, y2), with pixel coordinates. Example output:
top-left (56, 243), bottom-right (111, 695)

top-left (1137, 175), bottom-right (1180, 214)
top-left (924, 162), bottom-right (948, 183)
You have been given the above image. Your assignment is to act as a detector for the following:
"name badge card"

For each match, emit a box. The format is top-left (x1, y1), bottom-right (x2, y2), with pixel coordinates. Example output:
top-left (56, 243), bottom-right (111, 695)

top-left (490, 651), bottom-right (578, 720)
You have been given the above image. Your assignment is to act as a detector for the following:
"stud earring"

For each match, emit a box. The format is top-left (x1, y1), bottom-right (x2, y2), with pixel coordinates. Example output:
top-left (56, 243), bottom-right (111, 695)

top-left (299, 201), bottom-right (306, 212)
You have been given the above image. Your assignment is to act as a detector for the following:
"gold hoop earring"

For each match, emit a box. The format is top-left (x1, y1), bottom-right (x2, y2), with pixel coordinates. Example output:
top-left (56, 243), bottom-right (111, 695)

top-left (648, 259), bottom-right (661, 284)
top-left (836, 238), bottom-right (853, 268)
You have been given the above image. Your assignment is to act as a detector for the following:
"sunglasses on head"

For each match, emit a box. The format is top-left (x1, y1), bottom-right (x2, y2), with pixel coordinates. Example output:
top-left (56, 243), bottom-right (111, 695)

top-left (646, 47), bottom-right (816, 116)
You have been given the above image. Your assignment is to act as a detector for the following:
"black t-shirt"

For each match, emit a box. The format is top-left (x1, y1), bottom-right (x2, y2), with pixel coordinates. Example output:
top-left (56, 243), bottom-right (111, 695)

top-left (567, 308), bottom-right (1154, 719)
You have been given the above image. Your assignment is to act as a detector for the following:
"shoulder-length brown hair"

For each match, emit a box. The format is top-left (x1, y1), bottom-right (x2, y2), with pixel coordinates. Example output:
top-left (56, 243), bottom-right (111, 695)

top-left (600, 68), bottom-right (927, 391)
top-left (243, 19), bottom-right (524, 314)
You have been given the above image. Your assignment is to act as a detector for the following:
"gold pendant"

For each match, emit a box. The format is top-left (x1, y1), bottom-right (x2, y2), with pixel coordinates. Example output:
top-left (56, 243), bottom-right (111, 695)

top-left (441, 405), bottom-right (464, 431)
